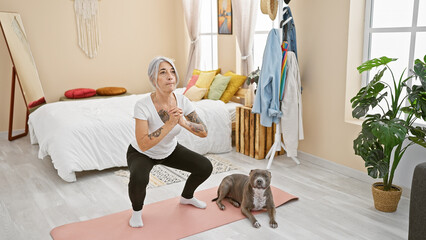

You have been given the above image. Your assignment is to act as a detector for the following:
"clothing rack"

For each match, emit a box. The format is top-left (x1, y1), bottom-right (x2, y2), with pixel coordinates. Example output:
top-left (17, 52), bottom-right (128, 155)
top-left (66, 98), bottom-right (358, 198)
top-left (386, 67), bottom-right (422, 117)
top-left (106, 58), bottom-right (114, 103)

top-left (265, 0), bottom-right (300, 169)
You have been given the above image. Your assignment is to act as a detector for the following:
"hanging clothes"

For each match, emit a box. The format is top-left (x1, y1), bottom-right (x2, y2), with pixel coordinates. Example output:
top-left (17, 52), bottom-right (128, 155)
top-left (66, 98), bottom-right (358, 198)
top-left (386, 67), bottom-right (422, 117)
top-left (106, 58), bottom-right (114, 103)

top-left (280, 51), bottom-right (303, 157)
top-left (282, 6), bottom-right (297, 59)
top-left (252, 29), bottom-right (282, 127)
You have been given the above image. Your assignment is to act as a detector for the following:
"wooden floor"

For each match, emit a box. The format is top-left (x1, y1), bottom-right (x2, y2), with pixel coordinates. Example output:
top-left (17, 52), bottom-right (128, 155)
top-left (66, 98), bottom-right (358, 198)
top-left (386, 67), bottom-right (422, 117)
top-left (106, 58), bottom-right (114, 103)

top-left (0, 134), bottom-right (409, 240)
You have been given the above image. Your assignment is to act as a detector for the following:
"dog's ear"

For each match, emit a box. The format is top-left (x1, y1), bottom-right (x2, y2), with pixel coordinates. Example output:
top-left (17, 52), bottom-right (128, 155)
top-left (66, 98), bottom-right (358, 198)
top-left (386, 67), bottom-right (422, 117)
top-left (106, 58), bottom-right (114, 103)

top-left (250, 169), bottom-right (254, 175)
top-left (267, 170), bottom-right (272, 178)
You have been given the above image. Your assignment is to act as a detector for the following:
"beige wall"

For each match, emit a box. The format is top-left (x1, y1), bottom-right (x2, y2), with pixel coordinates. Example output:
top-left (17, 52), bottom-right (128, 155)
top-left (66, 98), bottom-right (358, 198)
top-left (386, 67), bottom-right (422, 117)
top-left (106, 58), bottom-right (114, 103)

top-left (0, 0), bottom-right (186, 132)
top-left (218, 34), bottom-right (237, 74)
top-left (290, 0), bottom-right (366, 172)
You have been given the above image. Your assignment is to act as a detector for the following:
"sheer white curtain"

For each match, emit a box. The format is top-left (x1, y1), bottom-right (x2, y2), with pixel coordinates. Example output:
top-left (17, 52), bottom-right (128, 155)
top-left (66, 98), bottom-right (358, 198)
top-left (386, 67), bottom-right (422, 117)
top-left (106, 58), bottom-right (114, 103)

top-left (232, 0), bottom-right (259, 75)
top-left (182, 0), bottom-right (202, 84)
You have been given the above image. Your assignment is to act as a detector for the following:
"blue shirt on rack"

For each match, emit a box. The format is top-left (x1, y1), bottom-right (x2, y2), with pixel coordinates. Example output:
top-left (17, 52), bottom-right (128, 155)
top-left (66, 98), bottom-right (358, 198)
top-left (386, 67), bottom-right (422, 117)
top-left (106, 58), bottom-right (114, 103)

top-left (283, 6), bottom-right (297, 59)
top-left (252, 29), bottom-right (282, 127)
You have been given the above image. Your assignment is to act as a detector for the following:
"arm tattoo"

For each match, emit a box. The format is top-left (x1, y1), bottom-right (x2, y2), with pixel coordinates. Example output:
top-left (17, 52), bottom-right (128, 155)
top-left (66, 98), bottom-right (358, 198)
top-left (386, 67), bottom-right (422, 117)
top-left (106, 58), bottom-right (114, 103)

top-left (158, 109), bottom-right (170, 123)
top-left (148, 127), bottom-right (162, 139)
top-left (188, 122), bottom-right (204, 133)
top-left (185, 111), bottom-right (207, 133)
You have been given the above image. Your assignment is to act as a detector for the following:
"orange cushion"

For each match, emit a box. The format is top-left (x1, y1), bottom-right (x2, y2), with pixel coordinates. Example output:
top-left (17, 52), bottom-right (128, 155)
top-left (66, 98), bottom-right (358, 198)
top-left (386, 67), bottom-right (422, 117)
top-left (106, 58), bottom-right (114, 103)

top-left (96, 87), bottom-right (127, 96)
top-left (65, 88), bottom-right (96, 99)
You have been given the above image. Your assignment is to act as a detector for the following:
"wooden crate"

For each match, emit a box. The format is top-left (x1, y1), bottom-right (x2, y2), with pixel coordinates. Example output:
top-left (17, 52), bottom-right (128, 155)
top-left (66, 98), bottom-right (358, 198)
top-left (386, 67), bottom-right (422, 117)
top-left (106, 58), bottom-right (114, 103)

top-left (235, 106), bottom-right (284, 159)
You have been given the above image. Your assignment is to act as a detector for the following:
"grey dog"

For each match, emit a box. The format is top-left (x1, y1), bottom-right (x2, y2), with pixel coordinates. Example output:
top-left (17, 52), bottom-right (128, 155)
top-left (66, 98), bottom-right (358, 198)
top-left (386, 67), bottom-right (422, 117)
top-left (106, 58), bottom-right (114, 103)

top-left (212, 169), bottom-right (277, 228)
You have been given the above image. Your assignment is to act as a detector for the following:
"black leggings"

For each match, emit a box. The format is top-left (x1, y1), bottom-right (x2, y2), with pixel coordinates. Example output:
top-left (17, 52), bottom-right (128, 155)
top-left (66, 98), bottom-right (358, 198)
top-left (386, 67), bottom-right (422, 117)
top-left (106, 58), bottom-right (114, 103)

top-left (127, 143), bottom-right (213, 211)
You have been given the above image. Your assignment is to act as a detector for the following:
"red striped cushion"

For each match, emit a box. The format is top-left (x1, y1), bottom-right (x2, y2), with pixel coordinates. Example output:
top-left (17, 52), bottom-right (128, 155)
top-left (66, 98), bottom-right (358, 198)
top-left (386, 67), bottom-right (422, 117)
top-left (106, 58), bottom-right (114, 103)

top-left (28, 97), bottom-right (46, 108)
top-left (64, 88), bottom-right (96, 99)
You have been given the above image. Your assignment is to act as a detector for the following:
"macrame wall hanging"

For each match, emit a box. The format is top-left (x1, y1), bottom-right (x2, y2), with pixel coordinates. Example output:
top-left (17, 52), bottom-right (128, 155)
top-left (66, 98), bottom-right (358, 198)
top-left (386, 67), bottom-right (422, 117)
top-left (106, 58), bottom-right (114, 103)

top-left (74, 0), bottom-right (100, 58)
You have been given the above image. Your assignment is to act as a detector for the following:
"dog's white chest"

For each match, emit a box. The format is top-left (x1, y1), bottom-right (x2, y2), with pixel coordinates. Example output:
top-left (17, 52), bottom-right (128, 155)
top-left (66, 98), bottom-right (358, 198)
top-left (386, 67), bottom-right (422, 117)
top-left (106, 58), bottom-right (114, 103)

top-left (252, 188), bottom-right (266, 210)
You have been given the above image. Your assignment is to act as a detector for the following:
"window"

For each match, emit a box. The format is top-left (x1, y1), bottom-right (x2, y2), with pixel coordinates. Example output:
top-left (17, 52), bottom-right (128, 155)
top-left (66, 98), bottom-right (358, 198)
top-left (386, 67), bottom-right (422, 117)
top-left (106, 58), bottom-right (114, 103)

top-left (363, 0), bottom-right (426, 124)
top-left (199, 0), bottom-right (218, 70)
top-left (253, 7), bottom-right (279, 70)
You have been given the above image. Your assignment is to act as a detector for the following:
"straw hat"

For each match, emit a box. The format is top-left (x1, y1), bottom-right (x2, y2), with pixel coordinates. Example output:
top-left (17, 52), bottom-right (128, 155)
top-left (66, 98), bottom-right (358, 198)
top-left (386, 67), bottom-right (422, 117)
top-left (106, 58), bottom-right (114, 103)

top-left (260, 0), bottom-right (278, 20)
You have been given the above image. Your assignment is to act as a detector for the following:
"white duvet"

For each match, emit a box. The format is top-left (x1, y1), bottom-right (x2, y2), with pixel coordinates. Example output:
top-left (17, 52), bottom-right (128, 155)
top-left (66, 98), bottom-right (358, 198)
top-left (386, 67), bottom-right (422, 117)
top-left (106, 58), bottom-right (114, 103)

top-left (28, 93), bottom-right (232, 182)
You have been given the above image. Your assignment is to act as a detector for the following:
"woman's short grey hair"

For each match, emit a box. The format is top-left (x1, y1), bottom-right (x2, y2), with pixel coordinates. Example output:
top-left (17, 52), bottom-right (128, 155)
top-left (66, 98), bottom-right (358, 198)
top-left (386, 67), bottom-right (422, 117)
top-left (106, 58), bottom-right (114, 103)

top-left (147, 56), bottom-right (179, 88)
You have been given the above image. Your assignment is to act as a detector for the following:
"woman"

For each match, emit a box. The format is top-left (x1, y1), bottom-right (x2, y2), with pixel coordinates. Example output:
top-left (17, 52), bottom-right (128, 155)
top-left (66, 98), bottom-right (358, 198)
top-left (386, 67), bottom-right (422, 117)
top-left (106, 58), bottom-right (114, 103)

top-left (127, 56), bottom-right (213, 228)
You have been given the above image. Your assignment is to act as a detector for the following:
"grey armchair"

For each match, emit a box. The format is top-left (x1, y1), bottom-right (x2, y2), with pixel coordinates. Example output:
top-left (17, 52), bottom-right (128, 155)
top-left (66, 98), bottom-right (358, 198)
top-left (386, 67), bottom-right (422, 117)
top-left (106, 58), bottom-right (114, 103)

top-left (408, 162), bottom-right (426, 240)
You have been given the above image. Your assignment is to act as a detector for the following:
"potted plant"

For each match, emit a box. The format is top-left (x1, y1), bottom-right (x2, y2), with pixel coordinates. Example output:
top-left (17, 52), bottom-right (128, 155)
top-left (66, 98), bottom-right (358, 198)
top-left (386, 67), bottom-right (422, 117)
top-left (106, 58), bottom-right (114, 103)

top-left (351, 55), bottom-right (426, 212)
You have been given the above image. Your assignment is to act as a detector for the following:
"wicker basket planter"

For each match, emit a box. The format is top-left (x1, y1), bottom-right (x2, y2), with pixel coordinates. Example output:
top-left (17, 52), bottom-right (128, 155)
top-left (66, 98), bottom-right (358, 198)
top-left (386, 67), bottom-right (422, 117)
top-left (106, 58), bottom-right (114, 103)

top-left (371, 182), bottom-right (402, 212)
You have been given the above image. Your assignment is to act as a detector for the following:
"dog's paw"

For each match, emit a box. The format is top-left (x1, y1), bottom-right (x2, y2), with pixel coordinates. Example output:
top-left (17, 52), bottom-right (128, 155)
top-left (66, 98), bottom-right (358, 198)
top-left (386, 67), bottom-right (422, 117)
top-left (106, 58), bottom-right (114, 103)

top-left (230, 201), bottom-right (240, 208)
top-left (253, 221), bottom-right (261, 228)
top-left (216, 203), bottom-right (226, 210)
top-left (269, 220), bottom-right (278, 228)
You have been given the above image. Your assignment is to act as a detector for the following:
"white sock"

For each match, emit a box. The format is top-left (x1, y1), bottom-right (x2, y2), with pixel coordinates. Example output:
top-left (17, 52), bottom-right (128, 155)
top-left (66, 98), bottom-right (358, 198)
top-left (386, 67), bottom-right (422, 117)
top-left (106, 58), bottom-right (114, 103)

top-left (129, 210), bottom-right (143, 228)
top-left (180, 196), bottom-right (207, 209)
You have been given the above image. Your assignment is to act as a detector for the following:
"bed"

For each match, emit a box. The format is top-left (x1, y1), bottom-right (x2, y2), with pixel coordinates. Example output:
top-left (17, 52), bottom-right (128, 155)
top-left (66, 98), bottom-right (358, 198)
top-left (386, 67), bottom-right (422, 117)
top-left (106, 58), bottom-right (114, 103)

top-left (28, 88), bottom-right (244, 182)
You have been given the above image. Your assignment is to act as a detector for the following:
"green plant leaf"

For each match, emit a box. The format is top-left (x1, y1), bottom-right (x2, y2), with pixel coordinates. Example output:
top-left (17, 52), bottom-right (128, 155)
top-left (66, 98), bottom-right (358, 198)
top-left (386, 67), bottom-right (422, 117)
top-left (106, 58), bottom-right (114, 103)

top-left (365, 145), bottom-right (388, 179)
top-left (400, 106), bottom-right (414, 115)
top-left (353, 126), bottom-right (388, 179)
top-left (354, 124), bottom-right (377, 158)
top-left (408, 126), bottom-right (426, 148)
top-left (407, 85), bottom-right (426, 120)
top-left (370, 118), bottom-right (407, 148)
top-left (357, 56), bottom-right (397, 74)
top-left (413, 60), bottom-right (426, 89)
top-left (351, 69), bottom-right (387, 118)
top-left (407, 56), bottom-right (426, 120)
top-left (362, 114), bottom-right (381, 128)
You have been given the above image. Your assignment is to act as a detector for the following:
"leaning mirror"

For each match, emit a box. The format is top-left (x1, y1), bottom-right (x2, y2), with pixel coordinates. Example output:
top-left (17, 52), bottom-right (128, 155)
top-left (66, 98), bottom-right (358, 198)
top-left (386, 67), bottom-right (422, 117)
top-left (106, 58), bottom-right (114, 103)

top-left (0, 12), bottom-right (45, 140)
top-left (0, 12), bottom-right (45, 107)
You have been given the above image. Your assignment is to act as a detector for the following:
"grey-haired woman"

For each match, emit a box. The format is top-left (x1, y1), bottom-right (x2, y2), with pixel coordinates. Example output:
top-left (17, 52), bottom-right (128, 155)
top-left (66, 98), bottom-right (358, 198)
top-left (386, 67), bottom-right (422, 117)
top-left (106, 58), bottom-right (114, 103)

top-left (127, 56), bottom-right (213, 228)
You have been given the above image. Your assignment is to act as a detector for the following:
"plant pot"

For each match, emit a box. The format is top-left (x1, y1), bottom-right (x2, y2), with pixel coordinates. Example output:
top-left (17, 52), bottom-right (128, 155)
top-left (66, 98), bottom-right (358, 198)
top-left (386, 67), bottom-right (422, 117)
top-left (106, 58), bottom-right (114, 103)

top-left (371, 182), bottom-right (402, 212)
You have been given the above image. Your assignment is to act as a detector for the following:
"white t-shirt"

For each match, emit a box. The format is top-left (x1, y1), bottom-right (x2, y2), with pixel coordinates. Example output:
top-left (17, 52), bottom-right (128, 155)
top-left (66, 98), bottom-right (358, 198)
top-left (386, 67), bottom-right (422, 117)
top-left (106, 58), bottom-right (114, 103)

top-left (131, 92), bottom-right (195, 159)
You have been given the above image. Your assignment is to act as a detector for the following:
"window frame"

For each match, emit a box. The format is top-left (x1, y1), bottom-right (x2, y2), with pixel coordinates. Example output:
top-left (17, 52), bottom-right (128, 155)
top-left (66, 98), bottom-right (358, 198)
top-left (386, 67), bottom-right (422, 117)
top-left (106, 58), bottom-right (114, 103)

top-left (199, 0), bottom-right (218, 71)
top-left (362, 0), bottom-right (426, 86)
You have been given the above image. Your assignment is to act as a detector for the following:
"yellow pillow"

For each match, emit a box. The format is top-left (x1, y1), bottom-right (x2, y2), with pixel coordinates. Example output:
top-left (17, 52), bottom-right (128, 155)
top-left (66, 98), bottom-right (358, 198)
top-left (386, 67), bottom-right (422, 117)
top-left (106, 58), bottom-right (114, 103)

top-left (195, 71), bottom-right (216, 88)
top-left (220, 71), bottom-right (247, 103)
top-left (195, 71), bottom-right (216, 98)
top-left (192, 68), bottom-right (221, 76)
top-left (184, 86), bottom-right (208, 101)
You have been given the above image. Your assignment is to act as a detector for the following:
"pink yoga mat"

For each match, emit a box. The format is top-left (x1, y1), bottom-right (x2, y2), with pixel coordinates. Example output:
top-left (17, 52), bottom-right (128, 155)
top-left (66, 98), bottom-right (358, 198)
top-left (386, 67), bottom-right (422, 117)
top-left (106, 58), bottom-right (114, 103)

top-left (51, 186), bottom-right (297, 240)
